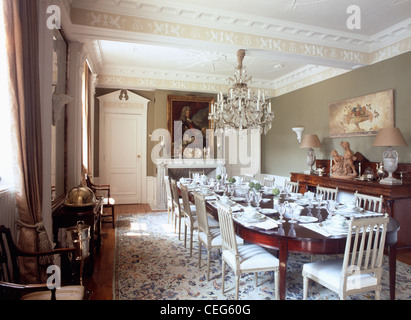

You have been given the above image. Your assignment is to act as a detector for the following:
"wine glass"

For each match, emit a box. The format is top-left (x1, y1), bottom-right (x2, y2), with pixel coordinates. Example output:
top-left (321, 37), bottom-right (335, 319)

top-left (288, 203), bottom-right (298, 224)
top-left (245, 190), bottom-right (252, 207)
top-left (327, 200), bottom-right (336, 220)
top-left (277, 203), bottom-right (286, 223)
top-left (315, 193), bottom-right (324, 207)
top-left (254, 192), bottom-right (262, 210)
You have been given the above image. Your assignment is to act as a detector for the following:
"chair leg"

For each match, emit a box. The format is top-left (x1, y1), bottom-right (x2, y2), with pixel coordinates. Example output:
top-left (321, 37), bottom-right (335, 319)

top-left (221, 261), bottom-right (226, 294)
top-left (184, 225), bottom-right (187, 248)
top-left (189, 228), bottom-right (194, 257)
top-left (255, 272), bottom-right (258, 287)
top-left (235, 274), bottom-right (240, 300)
top-left (303, 274), bottom-right (308, 300)
top-left (207, 249), bottom-right (210, 281)
top-left (198, 241), bottom-right (202, 270)
top-left (274, 270), bottom-right (279, 300)
top-left (178, 215), bottom-right (182, 240)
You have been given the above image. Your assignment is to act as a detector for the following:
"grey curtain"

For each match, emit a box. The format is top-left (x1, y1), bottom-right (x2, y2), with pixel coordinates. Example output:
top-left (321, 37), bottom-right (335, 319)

top-left (4, 0), bottom-right (49, 283)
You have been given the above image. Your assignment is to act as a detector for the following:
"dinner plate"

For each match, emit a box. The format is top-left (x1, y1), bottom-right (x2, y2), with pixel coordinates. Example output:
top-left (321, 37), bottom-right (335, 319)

top-left (259, 208), bottom-right (277, 214)
top-left (322, 223), bottom-right (349, 234)
top-left (231, 197), bottom-right (246, 202)
top-left (297, 216), bottom-right (318, 223)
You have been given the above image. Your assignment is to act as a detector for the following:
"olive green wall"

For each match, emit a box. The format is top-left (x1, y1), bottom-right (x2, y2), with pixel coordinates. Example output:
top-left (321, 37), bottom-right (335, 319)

top-left (262, 51), bottom-right (411, 177)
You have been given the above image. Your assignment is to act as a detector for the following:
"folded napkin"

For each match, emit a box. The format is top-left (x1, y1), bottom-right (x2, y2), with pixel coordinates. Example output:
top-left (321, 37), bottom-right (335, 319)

top-left (234, 212), bottom-right (278, 229)
top-left (301, 222), bottom-right (348, 237)
top-left (205, 195), bottom-right (217, 200)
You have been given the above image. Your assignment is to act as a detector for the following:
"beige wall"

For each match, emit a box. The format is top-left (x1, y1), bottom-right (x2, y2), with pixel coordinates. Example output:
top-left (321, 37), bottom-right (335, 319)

top-left (94, 88), bottom-right (216, 177)
top-left (262, 51), bottom-right (411, 177)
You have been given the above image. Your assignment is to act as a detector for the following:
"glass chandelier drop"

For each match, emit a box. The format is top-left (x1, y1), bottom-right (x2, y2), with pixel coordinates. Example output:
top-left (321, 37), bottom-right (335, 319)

top-left (209, 49), bottom-right (274, 135)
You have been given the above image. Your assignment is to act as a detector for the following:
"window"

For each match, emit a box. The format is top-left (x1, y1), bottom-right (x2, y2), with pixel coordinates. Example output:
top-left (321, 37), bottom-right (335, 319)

top-left (0, 1), bottom-right (14, 188)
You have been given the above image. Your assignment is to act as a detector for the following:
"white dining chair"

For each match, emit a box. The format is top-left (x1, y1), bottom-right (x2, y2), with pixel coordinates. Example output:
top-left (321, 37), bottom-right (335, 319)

top-left (284, 180), bottom-right (299, 193)
top-left (354, 191), bottom-right (384, 213)
top-left (180, 184), bottom-right (218, 256)
top-left (316, 185), bottom-right (339, 201)
top-left (170, 178), bottom-right (184, 240)
top-left (263, 175), bottom-right (276, 187)
top-left (242, 174), bottom-right (254, 183)
top-left (217, 203), bottom-right (279, 300)
top-left (164, 176), bottom-right (174, 224)
top-left (193, 192), bottom-right (243, 281)
top-left (302, 215), bottom-right (389, 300)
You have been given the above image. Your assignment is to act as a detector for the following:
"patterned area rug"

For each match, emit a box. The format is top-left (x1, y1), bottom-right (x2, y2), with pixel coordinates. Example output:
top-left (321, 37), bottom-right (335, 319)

top-left (113, 211), bottom-right (411, 300)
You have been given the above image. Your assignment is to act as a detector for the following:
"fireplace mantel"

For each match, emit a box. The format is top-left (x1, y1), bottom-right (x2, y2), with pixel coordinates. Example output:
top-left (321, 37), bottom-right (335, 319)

top-left (153, 158), bottom-right (226, 210)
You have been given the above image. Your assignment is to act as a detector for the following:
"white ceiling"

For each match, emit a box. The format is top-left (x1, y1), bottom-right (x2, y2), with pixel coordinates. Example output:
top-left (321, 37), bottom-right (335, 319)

top-left (67, 0), bottom-right (411, 95)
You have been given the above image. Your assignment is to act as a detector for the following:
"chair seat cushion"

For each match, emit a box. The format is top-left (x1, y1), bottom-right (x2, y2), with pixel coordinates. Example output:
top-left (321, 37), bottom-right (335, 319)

top-left (21, 285), bottom-right (85, 300)
top-left (223, 244), bottom-right (279, 272)
top-left (303, 258), bottom-right (378, 291)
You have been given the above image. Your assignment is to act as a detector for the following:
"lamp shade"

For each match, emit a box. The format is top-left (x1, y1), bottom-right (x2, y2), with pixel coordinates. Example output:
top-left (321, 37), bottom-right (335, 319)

top-left (300, 134), bottom-right (322, 149)
top-left (372, 127), bottom-right (407, 147)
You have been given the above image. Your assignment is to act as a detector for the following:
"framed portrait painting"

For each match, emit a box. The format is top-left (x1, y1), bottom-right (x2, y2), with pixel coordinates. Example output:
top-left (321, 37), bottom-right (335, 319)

top-left (328, 89), bottom-right (394, 138)
top-left (167, 95), bottom-right (215, 158)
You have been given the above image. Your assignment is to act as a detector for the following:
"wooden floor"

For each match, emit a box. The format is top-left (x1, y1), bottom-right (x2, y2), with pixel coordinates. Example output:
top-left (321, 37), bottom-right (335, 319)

top-left (84, 204), bottom-right (411, 300)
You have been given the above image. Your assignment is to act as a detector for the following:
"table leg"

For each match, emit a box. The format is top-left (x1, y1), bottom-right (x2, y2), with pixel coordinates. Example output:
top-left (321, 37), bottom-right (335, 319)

top-left (278, 240), bottom-right (288, 300)
top-left (388, 243), bottom-right (397, 300)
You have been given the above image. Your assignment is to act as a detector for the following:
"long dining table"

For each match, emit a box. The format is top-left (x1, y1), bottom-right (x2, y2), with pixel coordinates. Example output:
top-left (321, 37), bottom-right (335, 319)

top-left (182, 185), bottom-right (400, 300)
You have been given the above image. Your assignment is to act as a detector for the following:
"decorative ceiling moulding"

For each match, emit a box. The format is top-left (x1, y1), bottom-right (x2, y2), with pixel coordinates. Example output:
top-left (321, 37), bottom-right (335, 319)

top-left (69, 7), bottom-right (370, 67)
top-left (69, 1), bottom-right (410, 53)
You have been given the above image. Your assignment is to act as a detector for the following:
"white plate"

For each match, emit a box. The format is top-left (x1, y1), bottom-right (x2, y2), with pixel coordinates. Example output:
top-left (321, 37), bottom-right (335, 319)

top-left (231, 197), bottom-right (246, 202)
top-left (297, 216), bottom-right (318, 223)
top-left (259, 209), bottom-right (277, 214)
top-left (322, 223), bottom-right (349, 234)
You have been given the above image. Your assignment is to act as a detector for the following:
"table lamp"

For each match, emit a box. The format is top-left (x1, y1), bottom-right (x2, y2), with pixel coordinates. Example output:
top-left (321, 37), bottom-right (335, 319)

top-left (300, 134), bottom-right (322, 174)
top-left (372, 127), bottom-right (407, 185)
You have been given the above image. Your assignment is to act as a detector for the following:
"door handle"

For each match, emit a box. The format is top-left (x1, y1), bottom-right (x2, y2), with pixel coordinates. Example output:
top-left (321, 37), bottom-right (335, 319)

top-left (137, 155), bottom-right (141, 159)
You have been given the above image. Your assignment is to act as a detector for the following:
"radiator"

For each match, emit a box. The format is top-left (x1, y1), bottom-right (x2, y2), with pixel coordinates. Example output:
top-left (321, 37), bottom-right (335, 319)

top-left (0, 187), bottom-right (17, 241)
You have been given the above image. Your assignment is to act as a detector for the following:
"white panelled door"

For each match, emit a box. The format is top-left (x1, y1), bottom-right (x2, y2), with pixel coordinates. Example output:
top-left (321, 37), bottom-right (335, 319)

top-left (98, 90), bottom-right (149, 205)
top-left (104, 113), bottom-right (142, 203)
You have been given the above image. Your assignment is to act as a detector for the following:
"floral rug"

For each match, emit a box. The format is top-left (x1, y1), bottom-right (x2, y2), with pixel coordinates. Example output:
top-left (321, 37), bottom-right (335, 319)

top-left (113, 211), bottom-right (411, 300)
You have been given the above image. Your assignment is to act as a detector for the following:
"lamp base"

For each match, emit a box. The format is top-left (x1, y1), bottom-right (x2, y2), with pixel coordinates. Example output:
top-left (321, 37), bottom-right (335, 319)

top-left (379, 176), bottom-right (402, 185)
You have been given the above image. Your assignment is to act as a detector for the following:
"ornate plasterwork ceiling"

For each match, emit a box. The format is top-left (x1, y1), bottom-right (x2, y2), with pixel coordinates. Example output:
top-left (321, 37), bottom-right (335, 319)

top-left (63, 0), bottom-right (411, 96)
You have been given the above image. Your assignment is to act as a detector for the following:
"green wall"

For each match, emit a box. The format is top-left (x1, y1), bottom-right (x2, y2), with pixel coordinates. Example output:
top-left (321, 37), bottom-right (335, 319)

top-left (262, 51), bottom-right (411, 177)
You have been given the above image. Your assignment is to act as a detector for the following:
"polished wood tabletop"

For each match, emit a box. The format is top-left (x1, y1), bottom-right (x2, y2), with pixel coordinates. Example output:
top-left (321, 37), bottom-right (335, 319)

top-left (202, 192), bottom-right (400, 300)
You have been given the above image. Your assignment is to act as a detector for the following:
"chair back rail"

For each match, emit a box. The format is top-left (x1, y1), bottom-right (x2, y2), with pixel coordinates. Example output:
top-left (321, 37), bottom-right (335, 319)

top-left (316, 185), bottom-right (338, 201)
top-left (342, 216), bottom-right (389, 287)
top-left (354, 191), bottom-right (383, 213)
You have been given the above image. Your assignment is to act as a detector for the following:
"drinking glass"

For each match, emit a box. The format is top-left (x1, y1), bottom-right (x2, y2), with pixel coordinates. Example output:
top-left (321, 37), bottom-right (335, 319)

top-left (288, 203), bottom-right (298, 223)
top-left (254, 192), bottom-right (262, 209)
top-left (327, 200), bottom-right (336, 220)
top-left (245, 191), bottom-right (252, 207)
top-left (315, 193), bottom-right (323, 207)
top-left (278, 203), bottom-right (286, 223)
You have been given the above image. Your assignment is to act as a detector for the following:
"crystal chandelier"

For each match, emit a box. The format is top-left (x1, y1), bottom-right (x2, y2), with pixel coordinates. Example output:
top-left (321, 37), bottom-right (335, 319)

top-left (208, 49), bottom-right (274, 135)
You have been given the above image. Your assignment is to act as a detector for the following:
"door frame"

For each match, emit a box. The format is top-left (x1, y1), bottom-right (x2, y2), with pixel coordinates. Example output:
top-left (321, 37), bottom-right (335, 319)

top-left (98, 90), bottom-right (149, 204)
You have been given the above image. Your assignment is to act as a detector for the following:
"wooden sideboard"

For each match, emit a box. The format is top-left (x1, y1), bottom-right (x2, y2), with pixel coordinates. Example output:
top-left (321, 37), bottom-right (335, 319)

top-left (290, 172), bottom-right (411, 248)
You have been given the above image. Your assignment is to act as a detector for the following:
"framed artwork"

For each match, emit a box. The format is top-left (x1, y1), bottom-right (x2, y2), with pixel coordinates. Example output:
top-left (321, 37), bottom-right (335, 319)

top-left (167, 95), bottom-right (215, 158)
top-left (328, 89), bottom-right (394, 138)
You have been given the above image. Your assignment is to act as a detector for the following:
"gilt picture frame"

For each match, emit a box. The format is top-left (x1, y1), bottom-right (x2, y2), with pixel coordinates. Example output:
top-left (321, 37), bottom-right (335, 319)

top-left (167, 95), bottom-right (215, 158)
top-left (328, 89), bottom-right (394, 138)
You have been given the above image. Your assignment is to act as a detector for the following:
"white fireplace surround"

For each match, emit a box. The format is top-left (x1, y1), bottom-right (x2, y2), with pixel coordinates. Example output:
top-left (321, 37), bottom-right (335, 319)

top-left (153, 158), bottom-right (226, 210)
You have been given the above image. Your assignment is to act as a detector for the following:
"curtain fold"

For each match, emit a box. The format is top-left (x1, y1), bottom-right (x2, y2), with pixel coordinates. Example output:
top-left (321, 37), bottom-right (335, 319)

top-left (4, 0), bottom-right (48, 283)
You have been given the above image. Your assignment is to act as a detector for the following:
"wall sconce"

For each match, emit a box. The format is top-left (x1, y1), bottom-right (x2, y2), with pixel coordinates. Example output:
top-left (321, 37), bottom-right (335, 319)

top-left (292, 127), bottom-right (304, 143)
